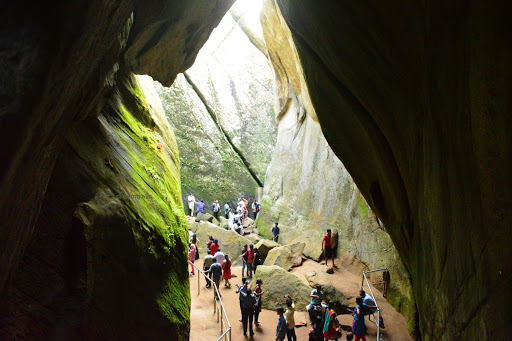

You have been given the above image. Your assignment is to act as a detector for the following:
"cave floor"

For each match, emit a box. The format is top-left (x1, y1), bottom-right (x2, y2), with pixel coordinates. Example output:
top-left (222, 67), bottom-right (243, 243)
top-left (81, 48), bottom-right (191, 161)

top-left (189, 258), bottom-right (412, 341)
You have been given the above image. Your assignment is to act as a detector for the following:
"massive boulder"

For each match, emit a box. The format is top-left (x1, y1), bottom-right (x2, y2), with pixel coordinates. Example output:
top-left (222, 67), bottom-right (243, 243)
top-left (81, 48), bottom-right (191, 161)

top-left (292, 230), bottom-right (324, 261)
top-left (251, 265), bottom-right (310, 311)
top-left (195, 213), bottom-right (219, 225)
top-left (254, 239), bottom-right (280, 260)
top-left (190, 221), bottom-right (251, 265)
top-left (263, 242), bottom-right (305, 271)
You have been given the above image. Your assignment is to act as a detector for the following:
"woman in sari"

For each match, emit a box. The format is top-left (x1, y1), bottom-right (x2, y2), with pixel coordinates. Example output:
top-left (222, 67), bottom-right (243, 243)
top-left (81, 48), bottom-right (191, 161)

top-left (323, 301), bottom-right (342, 340)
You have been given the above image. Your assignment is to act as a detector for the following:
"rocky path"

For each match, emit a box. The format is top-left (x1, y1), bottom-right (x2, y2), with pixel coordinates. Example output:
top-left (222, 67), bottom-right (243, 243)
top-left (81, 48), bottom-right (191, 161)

top-left (189, 258), bottom-right (413, 341)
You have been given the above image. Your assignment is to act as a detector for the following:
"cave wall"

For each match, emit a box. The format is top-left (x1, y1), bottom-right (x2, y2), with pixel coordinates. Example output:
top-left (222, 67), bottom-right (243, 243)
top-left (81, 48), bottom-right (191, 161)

top-left (0, 73), bottom-right (191, 340)
top-left (256, 0), bottom-right (414, 329)
top-left (274, 0), bottom-right (512, 339)
top-left (0, 0), bottom-right (234, 339)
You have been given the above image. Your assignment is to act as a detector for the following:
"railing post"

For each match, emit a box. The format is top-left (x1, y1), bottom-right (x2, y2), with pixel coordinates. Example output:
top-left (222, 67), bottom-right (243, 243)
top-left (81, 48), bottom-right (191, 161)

top-left (197, 269), bottom-right (200, 295)
top-left (220, 305), bottom-right (223, 333)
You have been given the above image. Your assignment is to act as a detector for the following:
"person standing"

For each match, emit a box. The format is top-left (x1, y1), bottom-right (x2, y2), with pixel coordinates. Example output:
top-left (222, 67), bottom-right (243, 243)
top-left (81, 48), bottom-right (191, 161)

top-left (187, 193), bottom-right (195, 216)
top-left (253, 248), bottom-right (262, 274)
top-left (241, 244), bottom-right (248, 277)
top-left (284, 295), bottom-right (297, 341)
top-left (323, 301), bottom-right (342, 340)
top-left (272, 222), bottom-right (280, 243)
top-left (224, 202), bottom-right (230, 218)
top-left (236, 278), bottom-right (249, 322)
top-left (188, 243), bottom-right (196, 275)
top-left (239, 288), bottom-right (257, 336)
top-left (210, 239), bottom-right (219, 256)
top-left (352, 297), bottom-right (367, 341)
top-left (189, 234), bottom-right (200, 260)
top-left (195, 200), bottom-right (205, 215)
top-left (203, 250), bottom-right (215, 287)
top-left (214, 248), bottom-right (225, 265)
top-left (212, 200), bottom-right (220, 220)
top-left (253, 279), bottom-right (264, 326)
top-left (241, 244), bottom-right (255, 278)
top-left (252, 200), bottom-right (260, 219)
top-left (204, 259), bottom-right (222, 300)
top-left (275, 306), bottom-right (287, 341)
top-left (322, 229), bottom-right (337, 268)
top-left (222, 254), bottom-right (232, 288)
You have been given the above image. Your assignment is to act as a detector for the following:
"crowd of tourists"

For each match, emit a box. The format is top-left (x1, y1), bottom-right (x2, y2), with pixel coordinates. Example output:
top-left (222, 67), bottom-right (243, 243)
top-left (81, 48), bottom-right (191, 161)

top-left (186, 193), bottom-right (260, 223)
top-left (186, 197), bottom-right (382, 340)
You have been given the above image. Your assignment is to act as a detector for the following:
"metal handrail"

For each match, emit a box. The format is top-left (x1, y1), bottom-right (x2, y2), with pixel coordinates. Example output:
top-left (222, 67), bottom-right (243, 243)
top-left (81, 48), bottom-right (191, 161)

top-left (361, 268), bottom-right (388, 340)
top-left (189, 261), bottom-right (232, 341)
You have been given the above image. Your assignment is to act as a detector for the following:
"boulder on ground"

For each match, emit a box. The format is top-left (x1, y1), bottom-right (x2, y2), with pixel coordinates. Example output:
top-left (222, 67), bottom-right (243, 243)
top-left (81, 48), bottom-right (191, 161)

top-left (305, 271), bottom-right (331, 287)
top-left (251, 265), bottom-right (311, 311)
top-left (326, 267), bottom-right (334, 274)
top-left (255, 239), bottom-right (280, 260)
top-left (293, 229), bottom-right (339, 261)
top-left (243, 218), bottom-right (254, 228)
top-left (263, 242), bottom-right (305, 271)
top-left (219, 216), bottom-right (228, 224)
top-left (252, 227), bottom-right (259, 235)
top-left (195, 213), bottom-right (219, 225)
top-left (190, 221), bottom-right (251, 265)
top-left (245, 233), bottom-right (262, 244)
top-left (322, 284), bottom-right (349, 312)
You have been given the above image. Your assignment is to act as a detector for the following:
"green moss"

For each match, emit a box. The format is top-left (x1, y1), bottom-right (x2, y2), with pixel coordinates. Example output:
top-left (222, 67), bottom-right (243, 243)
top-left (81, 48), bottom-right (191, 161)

top-left (357, 194), bottom-right (368, 221)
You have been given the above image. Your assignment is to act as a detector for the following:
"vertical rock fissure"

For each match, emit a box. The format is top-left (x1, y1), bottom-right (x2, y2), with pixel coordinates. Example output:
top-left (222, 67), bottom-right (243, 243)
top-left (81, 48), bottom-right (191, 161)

top-left (182, 71), bottom-right (263, 187)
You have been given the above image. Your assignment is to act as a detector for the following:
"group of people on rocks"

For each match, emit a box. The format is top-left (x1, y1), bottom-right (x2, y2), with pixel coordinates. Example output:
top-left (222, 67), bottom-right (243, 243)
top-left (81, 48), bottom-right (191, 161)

top-left (186, 193), bottom-right (260, 221)
top-left (188, 219), bottom-right (382, 341)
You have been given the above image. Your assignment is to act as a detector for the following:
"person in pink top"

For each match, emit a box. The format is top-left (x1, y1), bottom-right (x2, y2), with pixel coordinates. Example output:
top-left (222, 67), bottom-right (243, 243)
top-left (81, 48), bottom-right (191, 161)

top-left (188, 243), bottom-right (197, 275)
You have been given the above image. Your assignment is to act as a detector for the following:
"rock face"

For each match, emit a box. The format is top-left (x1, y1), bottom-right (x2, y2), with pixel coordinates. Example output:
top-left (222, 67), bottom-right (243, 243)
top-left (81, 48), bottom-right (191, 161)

top-left (0, 1), bottom-right (236, 339)
top-left (256, 0), bottom-right (414, 330)
top-left (0, 74), bottom-right (190, 339)
top-left (263, 242), bottom-right (305, 271)
top-left (196, 213), bottom-right (219, 225)
top-left (155, 6), bottom-right (277, 209)
top-left (1, 0), bottom-right (510, 339)
top-left (189, 221), bottom-right (252, 265)
top-left (251, 265), bottom-right (311, 311)
top-left (273, 1), bottom-right (512, 339)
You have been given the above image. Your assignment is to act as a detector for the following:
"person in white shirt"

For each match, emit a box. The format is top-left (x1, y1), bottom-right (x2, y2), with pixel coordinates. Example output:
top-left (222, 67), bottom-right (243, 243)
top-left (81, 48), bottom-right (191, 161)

top-left (214, 248), bottom-right (225, 265)
top-left (187, 193), bottom-right (195, 216)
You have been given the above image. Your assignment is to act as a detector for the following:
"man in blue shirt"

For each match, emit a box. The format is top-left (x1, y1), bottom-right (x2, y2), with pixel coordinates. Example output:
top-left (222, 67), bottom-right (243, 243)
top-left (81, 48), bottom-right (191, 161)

top-left (307, 284), bottom-right (324, 323)
top-left (275, 306), bottom-right (286, 340)
top-left (272, 222), bottom-right (280, 243)
top-left (204, 259), bottom-right (222, 300)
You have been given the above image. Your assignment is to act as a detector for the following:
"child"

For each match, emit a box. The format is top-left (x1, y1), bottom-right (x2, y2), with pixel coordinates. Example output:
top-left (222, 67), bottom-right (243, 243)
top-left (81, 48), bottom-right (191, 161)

top-left (275, 306), bottom-right (286, 341)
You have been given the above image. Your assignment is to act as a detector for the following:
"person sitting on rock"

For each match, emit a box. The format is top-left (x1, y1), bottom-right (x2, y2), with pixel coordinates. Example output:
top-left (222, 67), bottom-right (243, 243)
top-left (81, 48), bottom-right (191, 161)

top-left (307, 285), bottom-right (325, 323)
top-left (322, 229), bottom-right (338, 269)
top-left (272, 222), bottom-right (280, 243)
top-left (359, 290), bottom-right (377, 315)
top-left (235, 222), bottom-right (244, 235)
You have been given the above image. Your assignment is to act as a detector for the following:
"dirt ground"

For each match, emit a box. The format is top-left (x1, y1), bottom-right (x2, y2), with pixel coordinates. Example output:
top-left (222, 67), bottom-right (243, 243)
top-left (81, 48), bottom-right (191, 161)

top-left (189, 257), bottom-right (413, 341)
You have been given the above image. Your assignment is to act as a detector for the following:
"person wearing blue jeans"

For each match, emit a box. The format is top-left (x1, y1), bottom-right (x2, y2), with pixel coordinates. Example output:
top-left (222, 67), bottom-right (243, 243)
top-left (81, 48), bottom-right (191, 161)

top-left (241, 244), bottom-right (248, 277)
top-left (242, 244), bottom-right (255, 278)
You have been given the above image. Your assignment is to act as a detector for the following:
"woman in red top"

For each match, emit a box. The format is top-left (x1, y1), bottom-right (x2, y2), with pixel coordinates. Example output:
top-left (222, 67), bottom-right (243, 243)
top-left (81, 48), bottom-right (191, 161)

top-left (222, 254), bottom-right (232, 287)
top-left (210, 239), bottom-right (219, 256)
top-left (241, 244), bottom-right (255, 278)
